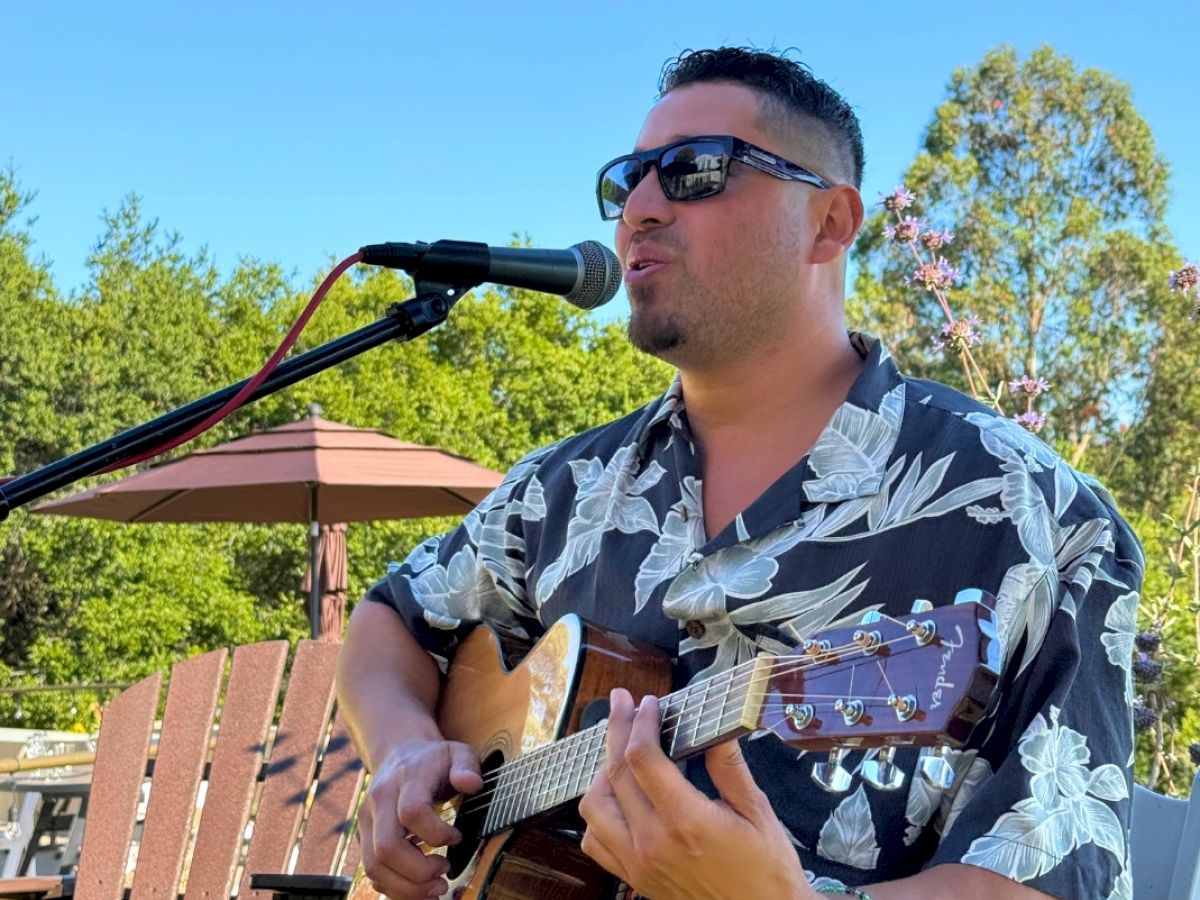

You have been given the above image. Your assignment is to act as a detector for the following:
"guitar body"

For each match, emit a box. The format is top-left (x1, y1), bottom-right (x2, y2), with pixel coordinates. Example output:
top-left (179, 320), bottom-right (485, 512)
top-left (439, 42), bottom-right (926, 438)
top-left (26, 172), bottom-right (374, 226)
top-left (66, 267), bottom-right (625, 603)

top-left (437, 615), bottom-right (671, 899)
top-left (348, 598), bottom-right (1000, 900)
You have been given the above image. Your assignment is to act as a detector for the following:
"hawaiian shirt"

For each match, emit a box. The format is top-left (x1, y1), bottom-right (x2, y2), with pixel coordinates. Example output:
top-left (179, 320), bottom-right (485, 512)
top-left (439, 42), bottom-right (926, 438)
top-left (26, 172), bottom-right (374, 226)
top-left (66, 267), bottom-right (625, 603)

top-left (368, 334), bottom-right (1142, 899)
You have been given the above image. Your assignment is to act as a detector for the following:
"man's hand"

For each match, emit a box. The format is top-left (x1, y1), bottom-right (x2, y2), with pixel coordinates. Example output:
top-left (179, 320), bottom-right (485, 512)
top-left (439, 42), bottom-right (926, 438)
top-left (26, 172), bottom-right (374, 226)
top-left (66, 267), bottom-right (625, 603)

top-left (356, 738), bottom-right (483, 899)
top-left (578, 688), bottom-right (813, 900)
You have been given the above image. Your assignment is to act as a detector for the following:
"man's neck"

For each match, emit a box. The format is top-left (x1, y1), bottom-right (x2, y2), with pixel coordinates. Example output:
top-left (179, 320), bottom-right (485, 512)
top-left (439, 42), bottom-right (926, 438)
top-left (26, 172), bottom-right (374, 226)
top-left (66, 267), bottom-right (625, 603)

top-left (678, 325), bottom-right (865, 449)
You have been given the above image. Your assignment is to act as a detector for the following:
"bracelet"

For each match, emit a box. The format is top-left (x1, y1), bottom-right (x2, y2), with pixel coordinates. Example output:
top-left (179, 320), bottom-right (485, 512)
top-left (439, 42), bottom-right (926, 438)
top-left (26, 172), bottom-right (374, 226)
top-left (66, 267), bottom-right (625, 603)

top-left (816, 885), bottom-right (874, 900)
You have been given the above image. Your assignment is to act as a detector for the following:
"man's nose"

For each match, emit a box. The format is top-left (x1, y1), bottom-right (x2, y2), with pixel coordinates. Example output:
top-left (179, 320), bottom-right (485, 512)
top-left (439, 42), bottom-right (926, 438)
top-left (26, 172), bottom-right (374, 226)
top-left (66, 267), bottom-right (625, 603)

top-left (621, 165), bottom-right (674, 230)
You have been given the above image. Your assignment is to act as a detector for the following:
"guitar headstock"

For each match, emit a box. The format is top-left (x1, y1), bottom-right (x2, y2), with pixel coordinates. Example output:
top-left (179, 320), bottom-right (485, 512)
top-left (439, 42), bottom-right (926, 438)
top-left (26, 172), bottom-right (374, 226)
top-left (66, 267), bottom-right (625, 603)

top-left (753, 589), bottom-right (1000, 792)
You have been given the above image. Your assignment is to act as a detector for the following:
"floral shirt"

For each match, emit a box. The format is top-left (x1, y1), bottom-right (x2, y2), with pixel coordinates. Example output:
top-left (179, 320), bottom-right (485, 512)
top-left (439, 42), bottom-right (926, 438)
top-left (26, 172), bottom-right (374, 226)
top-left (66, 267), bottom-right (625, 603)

top-left (368, 334), bottom-right (1142, 899)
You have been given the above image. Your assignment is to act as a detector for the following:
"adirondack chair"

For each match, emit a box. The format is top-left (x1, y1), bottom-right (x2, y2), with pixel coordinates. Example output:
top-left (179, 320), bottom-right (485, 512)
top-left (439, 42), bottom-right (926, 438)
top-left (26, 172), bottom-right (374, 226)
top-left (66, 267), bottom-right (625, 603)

top-left (0, 640), bottom-right (366, 900)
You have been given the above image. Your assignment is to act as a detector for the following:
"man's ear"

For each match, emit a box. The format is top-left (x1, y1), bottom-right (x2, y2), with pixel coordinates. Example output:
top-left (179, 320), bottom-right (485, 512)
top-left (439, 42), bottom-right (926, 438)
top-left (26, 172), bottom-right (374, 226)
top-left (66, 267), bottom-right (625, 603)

top-left (809, 185), bottom-right (864, 265)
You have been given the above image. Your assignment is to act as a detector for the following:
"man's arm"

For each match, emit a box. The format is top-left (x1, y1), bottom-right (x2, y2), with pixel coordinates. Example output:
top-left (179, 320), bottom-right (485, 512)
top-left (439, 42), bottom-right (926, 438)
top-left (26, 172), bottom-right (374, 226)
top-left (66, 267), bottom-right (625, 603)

top-left (337, 601), bottom-right (483, 899)
top-left (337, 600), bottom-right (443, 769)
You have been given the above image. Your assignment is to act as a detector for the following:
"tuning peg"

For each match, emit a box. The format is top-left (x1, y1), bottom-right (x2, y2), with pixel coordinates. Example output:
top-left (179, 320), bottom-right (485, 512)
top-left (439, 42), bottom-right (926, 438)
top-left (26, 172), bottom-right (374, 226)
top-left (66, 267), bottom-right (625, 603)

top-left (833, 698), bottom-right (866, 726)
top-left (918, 746), bottom-right (956, 791)
top-left (862, 746), bottom-right (905, 791)
top-left (858, 609), bottom-right (883, 625)
top-left (910, 598), bottom-right (933, 613)
top-left (954, 588), bottom-right (983, 605)
top-left (811, 747), bottom-right (853, 794)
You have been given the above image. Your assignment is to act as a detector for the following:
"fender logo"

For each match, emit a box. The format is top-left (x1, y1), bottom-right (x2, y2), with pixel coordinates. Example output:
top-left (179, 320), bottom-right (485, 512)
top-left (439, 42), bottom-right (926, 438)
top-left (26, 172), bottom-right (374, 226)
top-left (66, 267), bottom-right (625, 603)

top-left (930, 624), bottom-right (965, 710)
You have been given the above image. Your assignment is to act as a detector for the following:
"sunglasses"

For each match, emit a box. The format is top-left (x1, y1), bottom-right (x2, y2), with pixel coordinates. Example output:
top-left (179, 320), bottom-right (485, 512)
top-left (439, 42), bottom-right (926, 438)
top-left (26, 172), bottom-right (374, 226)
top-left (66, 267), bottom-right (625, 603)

top-left (596, 134), bottom-right (833, 221)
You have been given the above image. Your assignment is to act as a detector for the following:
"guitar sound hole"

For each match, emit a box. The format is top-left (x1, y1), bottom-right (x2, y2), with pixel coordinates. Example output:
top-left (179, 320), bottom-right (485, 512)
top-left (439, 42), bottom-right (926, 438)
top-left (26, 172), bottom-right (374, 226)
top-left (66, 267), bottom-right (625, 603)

top-left (444, 750), bottom-right (503, 878)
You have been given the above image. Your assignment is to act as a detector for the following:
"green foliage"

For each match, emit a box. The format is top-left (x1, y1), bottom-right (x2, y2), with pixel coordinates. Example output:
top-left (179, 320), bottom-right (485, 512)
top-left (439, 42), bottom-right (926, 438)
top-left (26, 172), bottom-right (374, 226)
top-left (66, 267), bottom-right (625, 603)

top-left (849, 45), bottom-right (1180, 476)
top-left (0, 169), bottom-right (669, 731)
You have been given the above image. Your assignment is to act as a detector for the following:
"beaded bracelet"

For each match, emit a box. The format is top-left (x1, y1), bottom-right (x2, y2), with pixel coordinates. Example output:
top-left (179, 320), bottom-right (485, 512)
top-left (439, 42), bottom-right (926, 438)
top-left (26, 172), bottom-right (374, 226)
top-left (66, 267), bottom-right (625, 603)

top-left (816, 885), bottom-right (874, 900)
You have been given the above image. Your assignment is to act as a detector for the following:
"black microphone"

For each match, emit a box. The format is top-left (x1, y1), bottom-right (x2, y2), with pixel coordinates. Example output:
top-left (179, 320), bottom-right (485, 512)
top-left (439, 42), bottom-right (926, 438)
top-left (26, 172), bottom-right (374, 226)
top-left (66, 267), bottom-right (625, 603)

top-left (359, 239), bottom-right (622, 310)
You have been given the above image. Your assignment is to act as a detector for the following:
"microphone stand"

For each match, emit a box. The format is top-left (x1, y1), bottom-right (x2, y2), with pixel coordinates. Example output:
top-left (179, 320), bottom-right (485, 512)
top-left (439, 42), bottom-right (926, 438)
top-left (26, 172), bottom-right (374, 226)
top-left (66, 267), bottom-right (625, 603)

top-left (0, 278), bottom-right (472, 522)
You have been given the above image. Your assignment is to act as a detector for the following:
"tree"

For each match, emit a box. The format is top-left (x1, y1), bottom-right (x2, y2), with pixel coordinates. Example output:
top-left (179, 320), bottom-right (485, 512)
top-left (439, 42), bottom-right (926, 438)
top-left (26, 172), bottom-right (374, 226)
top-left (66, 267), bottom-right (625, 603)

top-left (0, 192), bottom-right (673, 731)
top-left (848, 45), bottom-right (1179, 473)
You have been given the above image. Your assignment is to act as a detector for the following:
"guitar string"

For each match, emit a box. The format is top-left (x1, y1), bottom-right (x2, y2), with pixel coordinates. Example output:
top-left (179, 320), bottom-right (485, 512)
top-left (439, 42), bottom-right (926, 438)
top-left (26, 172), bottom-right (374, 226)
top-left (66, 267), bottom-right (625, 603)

top-left (435, 622), bottom-right (968, 824)
top-left (440, 623), bottom-right (952, 823)
top-left (453, 613), bottom-right (939, 809)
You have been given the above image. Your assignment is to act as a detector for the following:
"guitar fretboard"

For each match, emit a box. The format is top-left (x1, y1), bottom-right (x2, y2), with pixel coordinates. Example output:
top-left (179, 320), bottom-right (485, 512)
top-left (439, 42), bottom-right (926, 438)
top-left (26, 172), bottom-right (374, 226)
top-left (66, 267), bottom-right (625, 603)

top-left (481, 660), bottom-right (766, 835)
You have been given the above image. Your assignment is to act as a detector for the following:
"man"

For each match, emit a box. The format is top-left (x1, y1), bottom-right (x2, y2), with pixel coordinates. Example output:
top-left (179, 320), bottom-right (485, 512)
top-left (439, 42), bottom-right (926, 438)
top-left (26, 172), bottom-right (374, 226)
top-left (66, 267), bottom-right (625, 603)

top-left (338, 48), bottom-right (1140, 899)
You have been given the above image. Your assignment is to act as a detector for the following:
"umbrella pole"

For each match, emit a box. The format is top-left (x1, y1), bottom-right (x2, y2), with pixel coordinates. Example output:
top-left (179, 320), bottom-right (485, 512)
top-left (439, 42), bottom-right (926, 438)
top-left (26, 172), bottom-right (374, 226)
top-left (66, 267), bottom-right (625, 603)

top-left (308, 520), bottom-right (321, 640)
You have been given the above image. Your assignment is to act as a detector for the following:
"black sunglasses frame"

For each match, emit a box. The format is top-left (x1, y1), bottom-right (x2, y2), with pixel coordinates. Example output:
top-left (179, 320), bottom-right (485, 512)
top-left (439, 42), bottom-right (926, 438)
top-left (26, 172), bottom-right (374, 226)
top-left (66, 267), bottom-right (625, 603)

top-left (596, 134), bottom-right (834, 221)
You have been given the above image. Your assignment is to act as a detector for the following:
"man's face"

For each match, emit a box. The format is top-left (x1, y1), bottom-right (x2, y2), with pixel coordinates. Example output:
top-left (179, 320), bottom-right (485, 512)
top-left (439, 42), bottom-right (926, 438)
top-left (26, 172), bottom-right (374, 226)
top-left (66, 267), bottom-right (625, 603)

top-left (615, 82), bottom-right (819, 369)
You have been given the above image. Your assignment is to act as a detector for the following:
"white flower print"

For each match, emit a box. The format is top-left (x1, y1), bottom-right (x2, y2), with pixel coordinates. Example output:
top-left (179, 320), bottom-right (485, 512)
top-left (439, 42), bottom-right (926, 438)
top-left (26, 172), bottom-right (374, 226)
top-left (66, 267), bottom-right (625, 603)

top-left (1100, 591), bottom-right (1138, 704)
top-left (817, 784), bottom-right (881, 870)
top-left (676, 565), bottom-right (870, 683)
top-left (805, 384), bottom-right (904, 503)
top-left (634, 476), bottom-right (704, 614)
top-left (535, 444), bottom-right (664, 604)
top-left (962, 706), bottom-right (1128, 886)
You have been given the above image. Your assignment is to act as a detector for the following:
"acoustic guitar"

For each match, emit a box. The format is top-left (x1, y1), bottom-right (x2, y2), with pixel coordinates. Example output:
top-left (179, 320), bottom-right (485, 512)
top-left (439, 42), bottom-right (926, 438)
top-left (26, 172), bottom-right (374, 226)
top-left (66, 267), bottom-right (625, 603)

top-left (351, 591), bottom-right (1000, 900)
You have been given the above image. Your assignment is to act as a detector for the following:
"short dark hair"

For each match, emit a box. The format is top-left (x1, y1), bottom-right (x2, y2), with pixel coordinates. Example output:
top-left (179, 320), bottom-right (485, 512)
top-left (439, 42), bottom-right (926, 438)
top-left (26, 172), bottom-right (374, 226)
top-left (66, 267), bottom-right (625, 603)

top-left (658, 47), bottom-right (864, 189)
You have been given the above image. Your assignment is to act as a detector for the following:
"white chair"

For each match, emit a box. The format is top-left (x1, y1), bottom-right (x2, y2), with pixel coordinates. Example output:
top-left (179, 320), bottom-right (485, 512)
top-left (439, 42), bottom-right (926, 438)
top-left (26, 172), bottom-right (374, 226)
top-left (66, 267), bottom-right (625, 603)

top-left (1132, 769), bottom-right (1200, 899)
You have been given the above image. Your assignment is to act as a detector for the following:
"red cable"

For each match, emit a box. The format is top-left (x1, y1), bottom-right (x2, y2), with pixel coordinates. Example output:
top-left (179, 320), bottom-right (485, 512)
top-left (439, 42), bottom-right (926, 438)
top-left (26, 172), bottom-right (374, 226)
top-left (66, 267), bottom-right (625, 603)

top-left (101, 250), bottom-right (365, 473)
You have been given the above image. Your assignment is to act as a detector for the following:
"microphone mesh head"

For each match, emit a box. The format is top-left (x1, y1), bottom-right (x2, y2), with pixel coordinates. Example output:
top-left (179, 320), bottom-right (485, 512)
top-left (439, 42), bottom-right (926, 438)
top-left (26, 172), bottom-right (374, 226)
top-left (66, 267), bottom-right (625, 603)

top-left (567, 241), bottom-right (622, 310)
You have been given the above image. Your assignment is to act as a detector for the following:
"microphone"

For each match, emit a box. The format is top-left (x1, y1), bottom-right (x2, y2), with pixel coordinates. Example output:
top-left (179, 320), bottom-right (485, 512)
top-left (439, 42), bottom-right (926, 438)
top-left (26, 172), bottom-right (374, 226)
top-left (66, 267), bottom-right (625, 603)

top-left (359, 239), bottom-right (622, 310)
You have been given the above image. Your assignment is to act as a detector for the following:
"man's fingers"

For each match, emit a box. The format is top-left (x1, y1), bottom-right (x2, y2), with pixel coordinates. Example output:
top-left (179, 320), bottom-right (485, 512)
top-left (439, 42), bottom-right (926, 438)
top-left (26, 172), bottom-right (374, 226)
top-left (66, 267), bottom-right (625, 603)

top-left (359, 815), bottom-right (450, 899)
top-left (394, 776), bottom-right (461, 849)
top-left (623, 694), bottom-right (692, 809)
top-left (703, 737), bottom-right (768, 821)
top-left (580, 819), bottom-right (631, 883)
top-left (603, 689), bottom-right (655, 823)
top-left (448, 741), bottom-right (484, 795)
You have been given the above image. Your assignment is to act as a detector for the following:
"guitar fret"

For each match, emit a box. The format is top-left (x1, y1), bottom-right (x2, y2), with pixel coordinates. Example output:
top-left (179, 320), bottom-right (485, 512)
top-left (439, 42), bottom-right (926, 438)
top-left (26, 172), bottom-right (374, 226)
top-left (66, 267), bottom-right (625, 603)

top-left (708, 668), bottom-right (735, 745)
top-left (689, 677), bottom-right (712, 754)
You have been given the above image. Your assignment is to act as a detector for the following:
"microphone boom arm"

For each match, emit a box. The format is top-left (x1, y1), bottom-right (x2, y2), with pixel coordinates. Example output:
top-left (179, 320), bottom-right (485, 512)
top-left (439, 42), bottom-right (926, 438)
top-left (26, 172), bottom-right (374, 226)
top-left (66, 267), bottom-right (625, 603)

top-left (0, 284), bottom-right (469, 521)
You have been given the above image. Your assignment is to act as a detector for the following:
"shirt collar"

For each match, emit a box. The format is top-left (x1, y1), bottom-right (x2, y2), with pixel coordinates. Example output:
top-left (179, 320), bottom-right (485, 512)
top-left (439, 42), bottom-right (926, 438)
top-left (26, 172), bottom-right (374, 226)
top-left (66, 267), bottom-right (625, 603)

top-left (633, 333), bottom-right (906, 504)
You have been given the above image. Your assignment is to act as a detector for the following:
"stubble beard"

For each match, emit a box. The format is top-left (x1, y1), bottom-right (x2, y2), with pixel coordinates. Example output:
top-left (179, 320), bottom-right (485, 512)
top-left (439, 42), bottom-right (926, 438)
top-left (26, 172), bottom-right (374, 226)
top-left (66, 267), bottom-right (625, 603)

top-left (627, 281), bottom-right (687, 357)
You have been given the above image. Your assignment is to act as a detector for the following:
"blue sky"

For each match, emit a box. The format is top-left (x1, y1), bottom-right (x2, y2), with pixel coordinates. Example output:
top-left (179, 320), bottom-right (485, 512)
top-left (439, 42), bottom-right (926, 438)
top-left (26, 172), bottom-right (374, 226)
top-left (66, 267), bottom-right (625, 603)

top-left (3, 1), bottom-right (1196, 325)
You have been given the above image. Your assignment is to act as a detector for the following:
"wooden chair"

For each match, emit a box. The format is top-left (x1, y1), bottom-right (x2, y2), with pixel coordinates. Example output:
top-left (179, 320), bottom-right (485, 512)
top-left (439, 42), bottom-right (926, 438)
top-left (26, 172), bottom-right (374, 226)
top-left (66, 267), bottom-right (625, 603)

top-left (0, 640), bottom-right (365, 900)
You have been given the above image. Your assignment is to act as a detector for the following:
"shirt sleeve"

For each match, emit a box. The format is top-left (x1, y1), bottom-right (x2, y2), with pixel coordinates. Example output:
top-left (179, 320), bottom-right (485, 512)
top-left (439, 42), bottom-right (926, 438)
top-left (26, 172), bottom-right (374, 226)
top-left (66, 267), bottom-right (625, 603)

top-left (364, 445), bottom-right (550, 670)
top-left (923, 487), bottom-right (1142, 899)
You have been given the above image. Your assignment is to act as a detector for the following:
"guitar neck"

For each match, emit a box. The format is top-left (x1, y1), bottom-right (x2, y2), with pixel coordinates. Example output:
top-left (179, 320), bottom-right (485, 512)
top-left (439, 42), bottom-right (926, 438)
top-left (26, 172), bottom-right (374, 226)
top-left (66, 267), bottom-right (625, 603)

top-left (481, 657), bottom-right (769, 835)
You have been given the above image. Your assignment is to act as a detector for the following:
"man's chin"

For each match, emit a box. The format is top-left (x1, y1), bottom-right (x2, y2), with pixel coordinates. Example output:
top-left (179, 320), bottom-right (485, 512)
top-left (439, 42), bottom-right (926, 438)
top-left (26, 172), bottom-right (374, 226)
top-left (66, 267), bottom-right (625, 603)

top-left (627, 313), bottom-right (686, 357)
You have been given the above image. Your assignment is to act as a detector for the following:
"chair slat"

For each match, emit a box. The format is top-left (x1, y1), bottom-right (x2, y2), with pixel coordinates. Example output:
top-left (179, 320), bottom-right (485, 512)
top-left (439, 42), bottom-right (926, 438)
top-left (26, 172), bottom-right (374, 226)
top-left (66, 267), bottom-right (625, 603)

top-left (295, 711), bottom-right (365, 875)
top-left (75, 673), bottom-right (161, 900)
top-left (238, 641), bottom-right (340, 898)
top-left (130, 649), bottom-right (226, 900)
top-left (184, 642), bottom-right (288, 900)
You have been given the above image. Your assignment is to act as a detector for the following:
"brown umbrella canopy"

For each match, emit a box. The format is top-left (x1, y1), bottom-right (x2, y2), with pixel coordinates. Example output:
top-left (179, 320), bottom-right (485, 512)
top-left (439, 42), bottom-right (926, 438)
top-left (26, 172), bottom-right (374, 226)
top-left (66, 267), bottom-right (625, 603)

top-left (33, 413), bottom-right (504, 638)
top-left (33, 415), bottom-right (502, 524)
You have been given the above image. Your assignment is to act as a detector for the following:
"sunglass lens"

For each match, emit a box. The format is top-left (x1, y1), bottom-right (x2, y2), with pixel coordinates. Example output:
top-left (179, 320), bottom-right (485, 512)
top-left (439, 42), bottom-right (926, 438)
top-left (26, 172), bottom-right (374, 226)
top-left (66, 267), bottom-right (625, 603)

top-left (659, 140), bottom-right (727, 201)
top-left (599, 158), bottom-right (643, 220)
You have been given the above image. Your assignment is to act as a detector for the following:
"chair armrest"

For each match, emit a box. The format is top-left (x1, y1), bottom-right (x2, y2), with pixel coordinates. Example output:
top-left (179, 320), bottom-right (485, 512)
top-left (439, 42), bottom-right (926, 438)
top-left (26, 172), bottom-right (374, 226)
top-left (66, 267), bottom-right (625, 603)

top-left (0, 874), bottom-right (75, 900)
top-left (248, 874), bottom-right (352, 900)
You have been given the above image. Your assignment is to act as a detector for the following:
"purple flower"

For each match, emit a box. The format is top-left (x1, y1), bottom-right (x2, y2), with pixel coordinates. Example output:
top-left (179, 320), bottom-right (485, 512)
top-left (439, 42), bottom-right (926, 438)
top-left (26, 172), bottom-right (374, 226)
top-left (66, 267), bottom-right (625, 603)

top-left (932, 315), bottom-right (982, 355)
top-left (1134, 631), bottom-right (1162, 654)
top-left (908, 259), bottom-right (963, 292)
top-left (919, 229), bottom-right (954, 250)
top-left (885, 216), bottom-right (923, 244)
top-left (1168, 262), bottom-right (1198, 295)
top-left (881, 186), bottom-right (915, 212)
top-left (1013, 411), bottom-right (1047, 432)
top-left (1133, 704), bottom-right (1157, 733)
top-left (1133, 657), bottom-right (1164, 684)
top-left (1008, 375), bottom-right (1051, 397)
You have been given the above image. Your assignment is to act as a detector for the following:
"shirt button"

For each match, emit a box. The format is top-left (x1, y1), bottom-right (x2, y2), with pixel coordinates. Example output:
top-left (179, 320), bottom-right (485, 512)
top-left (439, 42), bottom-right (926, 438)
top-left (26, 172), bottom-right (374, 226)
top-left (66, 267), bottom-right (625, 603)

top-left (685, 620), bottom-right (707, 639)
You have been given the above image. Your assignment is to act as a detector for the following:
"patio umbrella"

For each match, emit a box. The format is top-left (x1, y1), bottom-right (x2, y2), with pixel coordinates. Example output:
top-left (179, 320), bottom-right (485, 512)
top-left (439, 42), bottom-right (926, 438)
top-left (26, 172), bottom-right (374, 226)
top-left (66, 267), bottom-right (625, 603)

top-left (31, 407), bottom-right (504, 639)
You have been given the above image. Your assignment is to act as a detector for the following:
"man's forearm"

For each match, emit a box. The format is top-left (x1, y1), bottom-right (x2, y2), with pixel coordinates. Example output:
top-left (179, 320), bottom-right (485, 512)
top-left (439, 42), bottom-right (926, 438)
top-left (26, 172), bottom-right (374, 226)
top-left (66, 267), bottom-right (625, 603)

top-left (857, 862), bottom-right (1053, 900)
top-left (336, 600), bottom-right (445, 771)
